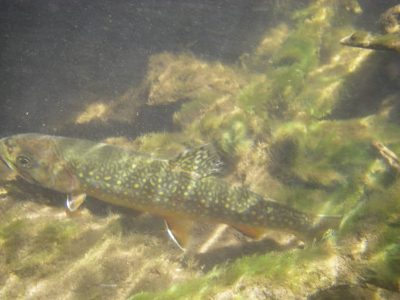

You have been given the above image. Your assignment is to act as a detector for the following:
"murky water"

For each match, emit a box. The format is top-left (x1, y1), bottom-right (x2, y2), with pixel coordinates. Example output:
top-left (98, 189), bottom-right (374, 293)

top-left (0, 1), bottom-right (400, 299)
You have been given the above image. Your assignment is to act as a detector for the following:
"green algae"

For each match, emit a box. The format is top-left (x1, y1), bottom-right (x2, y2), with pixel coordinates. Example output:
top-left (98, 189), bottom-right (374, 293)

top-left (131, 132), bottom-right (187, 157)
top-left (334, 161), bottom-right (400, 291)
top-left (129, 243), bottom-right (337, 300)
top-left (36, 222), bottom-right (77, 247)
top-left (236, 81), bottom-right (271, 124)
top-left (198, 112), bottom-right (255, 159)
top-left (145, 52), bottom-right (247, 107)
top-left (265, 119), bottom-right (373, 216)
top-left (123, 2), bottom-right (400, 295)
top-left (0, 219), bottom-right (29, 264)
top-left (2, 0), bottom-right (400, 299)
top-left (366, 241), bottom-right (400, 290)
top-left (0, 197), bottom-right (192, 299)
top-left (0, 217), bottom-right (79, 279)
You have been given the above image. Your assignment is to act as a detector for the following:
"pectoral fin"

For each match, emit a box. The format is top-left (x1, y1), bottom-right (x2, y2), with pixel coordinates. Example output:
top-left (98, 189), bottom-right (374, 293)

top-left (66, 193), bottom-right (87, 212)
top-left (164, 216), bottom-right (194, 251)
top-left (231, 223), bottom-right (267, 240)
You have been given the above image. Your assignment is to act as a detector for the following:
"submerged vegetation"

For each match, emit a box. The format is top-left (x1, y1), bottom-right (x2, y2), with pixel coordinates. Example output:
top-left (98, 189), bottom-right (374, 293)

top-left (1, 0), bottom-right (400, 299)
top-left (131, 243), bottom-right (337, 300)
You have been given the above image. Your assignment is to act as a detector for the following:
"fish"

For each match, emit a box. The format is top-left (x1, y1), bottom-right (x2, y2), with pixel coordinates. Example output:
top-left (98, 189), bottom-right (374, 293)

top-left (0, 133), bottom-right (340, 249)
top-left (340, 31), bottom-right (400, 53)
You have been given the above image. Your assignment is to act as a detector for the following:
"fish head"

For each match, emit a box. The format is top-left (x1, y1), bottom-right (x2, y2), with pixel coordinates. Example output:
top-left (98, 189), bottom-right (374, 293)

top-left (0, 134), bottom-right (80, 193)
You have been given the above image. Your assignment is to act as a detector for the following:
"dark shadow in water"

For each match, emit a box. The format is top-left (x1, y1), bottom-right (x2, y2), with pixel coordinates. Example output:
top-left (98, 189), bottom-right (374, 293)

top-left (1, 178), bottom-right (145, 218)
top-left (191, 238), bottom-right (299, 271)
top-left (353, 0), bottom-right (400, 32)
top-left (0, 0), bottom-right (276, 137)
top-left (0, 179), bottom-right (66, 209)
top-left (308, 284), bottom-right (383, 300)
top-left (328, 52), bottom-right (400, 120)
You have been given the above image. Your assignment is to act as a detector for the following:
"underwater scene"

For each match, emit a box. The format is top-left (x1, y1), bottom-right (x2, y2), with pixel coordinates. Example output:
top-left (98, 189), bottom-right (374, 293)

top-left (0, 0), bottom-right (400, 299)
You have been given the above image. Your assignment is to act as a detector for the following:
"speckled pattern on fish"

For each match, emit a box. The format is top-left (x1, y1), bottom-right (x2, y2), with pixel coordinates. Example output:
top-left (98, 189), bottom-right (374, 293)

top-left (0, 134), bottom-right (339, 247)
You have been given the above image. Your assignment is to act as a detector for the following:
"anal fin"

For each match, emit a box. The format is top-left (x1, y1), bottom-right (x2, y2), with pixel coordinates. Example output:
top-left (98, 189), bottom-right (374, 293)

top-left (164, 216), bottom-right (194, 251)
top-left (231, 223), bottom-right (267, 240)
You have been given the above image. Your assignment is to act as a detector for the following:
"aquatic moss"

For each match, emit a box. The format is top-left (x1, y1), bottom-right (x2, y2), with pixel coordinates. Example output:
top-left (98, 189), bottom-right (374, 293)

top-left (35, 222), bottom-right (77, 247)
top-left (145, 52), bottom-right (246, 106)
top-left (131, 132), bottom-right (187, 157)
top-left (260, 1), bottom-right (334, 118)
top-left (361, 215), bottom-right (400, 290)
top-left (246, 24), bottom-right (290, 72)
top-left (1, 0), bottom-right (399, 298)
top-left (0, 217), bottom-right (79, 278)
top-left (236, 80), bottom-right (270, 120)
top-left (196, 111), bottom-right (255, 159)
top-left (335, 169), bottom-right (400, 290)
top-left (366, 243), bottom-right (400, 290)
top-left (129, 244), bottom-right (335, 300)
top-left (241, 0), bottom-right (371, 120)
top-left (173, 95), bottom-right (217, 128)
top-left (0, 219), bottom-right (30, 264)
top-left (268, 119), bottom-right (374, 215)
top-left (340, 179), bottom-right (400, 235)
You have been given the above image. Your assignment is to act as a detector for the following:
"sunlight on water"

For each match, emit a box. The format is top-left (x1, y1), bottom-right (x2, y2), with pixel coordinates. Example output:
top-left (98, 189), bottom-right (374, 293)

top-left (0, 0), bottom-right (399, 299)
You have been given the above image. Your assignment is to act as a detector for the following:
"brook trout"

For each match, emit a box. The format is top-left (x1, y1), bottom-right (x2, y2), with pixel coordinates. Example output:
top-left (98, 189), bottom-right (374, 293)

top-left (0, 134), bottom-right (339, 248)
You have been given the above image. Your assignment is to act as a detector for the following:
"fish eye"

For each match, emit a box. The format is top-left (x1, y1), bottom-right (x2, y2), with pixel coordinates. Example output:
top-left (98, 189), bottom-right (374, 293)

top-left (16, 155), bottom-right (32, 168)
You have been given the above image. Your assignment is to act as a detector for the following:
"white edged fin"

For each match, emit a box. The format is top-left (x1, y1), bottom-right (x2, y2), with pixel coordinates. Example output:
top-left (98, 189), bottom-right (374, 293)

top-left (165, 220), bottom-right (186, 251)
top-left (66, 193), bottom-right (87, 212)
top-left (163, 217), bottom-right (194, 251)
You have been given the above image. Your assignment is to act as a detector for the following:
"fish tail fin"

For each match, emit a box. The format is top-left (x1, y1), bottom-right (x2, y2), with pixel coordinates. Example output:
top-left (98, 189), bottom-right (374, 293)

top-left (306, 215), bottom-right (342, 242)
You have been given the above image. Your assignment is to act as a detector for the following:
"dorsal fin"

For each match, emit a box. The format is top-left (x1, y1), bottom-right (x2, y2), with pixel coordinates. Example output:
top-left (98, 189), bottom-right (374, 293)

top-left (169, 144), bottom-right (223, 178)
